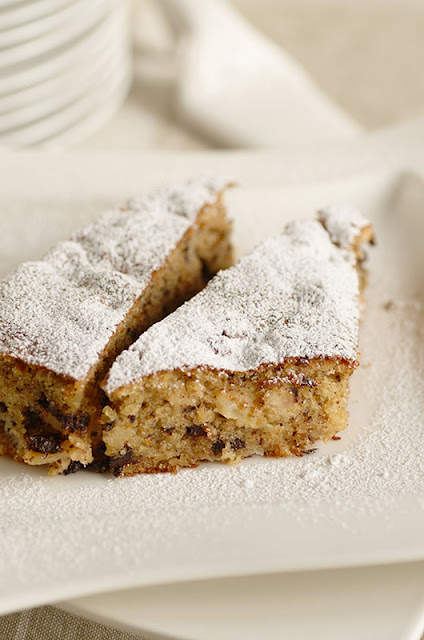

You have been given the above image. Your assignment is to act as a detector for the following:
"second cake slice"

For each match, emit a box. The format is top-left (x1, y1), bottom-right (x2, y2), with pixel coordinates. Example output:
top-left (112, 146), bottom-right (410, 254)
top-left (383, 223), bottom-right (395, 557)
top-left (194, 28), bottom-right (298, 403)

top-left (102, 206), bottom-right (375, 476)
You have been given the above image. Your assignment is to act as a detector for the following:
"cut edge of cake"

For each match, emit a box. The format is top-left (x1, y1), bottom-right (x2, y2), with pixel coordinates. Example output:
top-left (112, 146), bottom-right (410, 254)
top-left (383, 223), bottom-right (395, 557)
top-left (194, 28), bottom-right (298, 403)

top-left (100, 206), bottom-right (375, 476)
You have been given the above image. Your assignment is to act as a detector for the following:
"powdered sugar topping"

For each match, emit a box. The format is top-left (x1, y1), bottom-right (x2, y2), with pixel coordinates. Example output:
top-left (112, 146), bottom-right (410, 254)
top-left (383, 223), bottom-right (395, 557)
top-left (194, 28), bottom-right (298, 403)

top-left (319, 204), bottom-right (370, 249)
top-left (105, 209), bottom-right (369, 393)
top-left (0, 177), bottom-right (228, 381)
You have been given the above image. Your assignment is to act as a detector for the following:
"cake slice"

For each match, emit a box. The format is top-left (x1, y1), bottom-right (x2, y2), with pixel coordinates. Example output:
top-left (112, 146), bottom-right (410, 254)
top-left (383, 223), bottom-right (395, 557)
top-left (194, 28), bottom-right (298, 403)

top-left (0, 177), bottom-right (233, 475)
top-left (102, 206), bottom-right (374, 476)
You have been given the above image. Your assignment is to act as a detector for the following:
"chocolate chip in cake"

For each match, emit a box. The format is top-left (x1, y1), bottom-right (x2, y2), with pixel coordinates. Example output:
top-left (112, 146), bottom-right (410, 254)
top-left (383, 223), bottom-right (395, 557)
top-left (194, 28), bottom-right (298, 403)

top-left (24, 408), bottom-right (62, 453)
top-left (23, 408), bottom-right (42, 430)
top-left (186, 425), bottom-right (206, 438)
top-left (87, 443), bottom-right (110, 473)
top-left (109, 448), bottom-right (133, 477)
top-left (63, 461), bottom-right (85, 475)
top-left (0, 402), bottom-right (7, 413)
top-left (212, 439), bottom-right (225, 455)
top-left (128, 415), bottom-right (136, 423)
top-left (27, 434), bottom-right (62, 454)
top-left (230, 438), bottom-right (245, 451)
top-left (60, 413), bottom-right (90, 433)
top-left (39, 393), bottom-right (49, 409)
top-left (39, 394), bottom-right (89, 433)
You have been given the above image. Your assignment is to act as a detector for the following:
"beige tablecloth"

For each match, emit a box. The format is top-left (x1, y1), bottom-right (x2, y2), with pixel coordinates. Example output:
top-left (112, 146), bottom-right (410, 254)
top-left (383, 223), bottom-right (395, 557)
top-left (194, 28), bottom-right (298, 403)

top-left (0, 607), bottom-right (148, 640)
top-left (1, 606), bottom-right (424, 639)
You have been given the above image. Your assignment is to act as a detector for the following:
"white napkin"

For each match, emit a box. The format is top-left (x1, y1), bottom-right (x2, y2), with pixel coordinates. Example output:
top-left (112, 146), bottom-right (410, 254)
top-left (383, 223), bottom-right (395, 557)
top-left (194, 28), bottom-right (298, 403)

top-left (140, 0), bottom-right (362, 147)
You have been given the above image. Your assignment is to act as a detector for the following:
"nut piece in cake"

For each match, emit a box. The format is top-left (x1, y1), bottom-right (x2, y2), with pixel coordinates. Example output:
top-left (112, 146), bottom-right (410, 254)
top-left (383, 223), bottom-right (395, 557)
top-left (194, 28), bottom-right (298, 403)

top-left (101, 206), bottom-right (375, 476)
top-left (0, 178), bottom-right (233, 474)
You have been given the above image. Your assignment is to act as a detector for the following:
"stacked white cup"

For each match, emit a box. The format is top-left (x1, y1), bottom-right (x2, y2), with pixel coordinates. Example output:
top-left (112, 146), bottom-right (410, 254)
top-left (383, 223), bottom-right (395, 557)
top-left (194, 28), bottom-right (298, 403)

top-left (0, 0), bottom-right (131, 148)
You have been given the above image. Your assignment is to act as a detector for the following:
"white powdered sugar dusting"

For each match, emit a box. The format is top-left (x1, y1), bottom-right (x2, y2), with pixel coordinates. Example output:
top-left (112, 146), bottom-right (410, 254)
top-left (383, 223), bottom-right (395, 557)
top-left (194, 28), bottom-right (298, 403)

top-left (0, 177), bottom-right (228, 381)
top-left (105, 214), bottom-right (362, 393)
top-left (319, 204), bottom-right (370, 249)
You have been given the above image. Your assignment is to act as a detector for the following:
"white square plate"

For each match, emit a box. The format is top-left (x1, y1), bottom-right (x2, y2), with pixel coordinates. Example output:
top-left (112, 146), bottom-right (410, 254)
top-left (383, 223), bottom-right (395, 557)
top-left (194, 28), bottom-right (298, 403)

top-left (1, 134), bottom-right (424, 616)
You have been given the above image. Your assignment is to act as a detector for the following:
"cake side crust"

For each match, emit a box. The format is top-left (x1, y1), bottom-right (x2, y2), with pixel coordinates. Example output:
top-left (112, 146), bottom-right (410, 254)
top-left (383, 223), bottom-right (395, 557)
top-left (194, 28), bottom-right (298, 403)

top-left (102, 357), bottom-right (355, 477)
